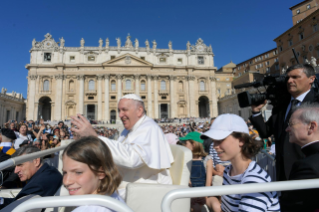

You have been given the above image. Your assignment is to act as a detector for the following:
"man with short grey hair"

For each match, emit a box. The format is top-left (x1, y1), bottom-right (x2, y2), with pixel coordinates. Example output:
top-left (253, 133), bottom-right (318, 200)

top-left (0, 146), bottom-right (62, 210)
top-left (284, 103), bottom-right (319, 211)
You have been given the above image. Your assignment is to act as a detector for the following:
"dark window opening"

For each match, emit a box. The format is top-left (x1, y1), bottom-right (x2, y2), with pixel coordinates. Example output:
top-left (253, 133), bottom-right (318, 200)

top-left (141, 96), bottom-right (146, 99)
top-left (44, 53), bottom-right (51, 62)
top-left (111, 96), bottom-right (116, 99)
top-left (88, 96), bottom-right (94, 100)
top-left (161, 96), bottom-right (167, 99)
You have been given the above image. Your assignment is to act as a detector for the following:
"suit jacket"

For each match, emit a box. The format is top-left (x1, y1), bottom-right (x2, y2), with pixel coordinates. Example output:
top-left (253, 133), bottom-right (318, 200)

top-left (250, 89), bottom-right (319, 181)
top-left (0, 163), bottom-right (62, 209)
top-left (281, 142), bottom-right (319, 211)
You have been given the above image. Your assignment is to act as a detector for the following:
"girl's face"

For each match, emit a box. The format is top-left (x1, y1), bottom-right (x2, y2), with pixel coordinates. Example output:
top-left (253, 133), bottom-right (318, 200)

top-left (62, 155), bottom-right (105, 196)
top-left (185, 140), bottom-right (193, 151)
top-left (213, 135), bottom-right (244, 162)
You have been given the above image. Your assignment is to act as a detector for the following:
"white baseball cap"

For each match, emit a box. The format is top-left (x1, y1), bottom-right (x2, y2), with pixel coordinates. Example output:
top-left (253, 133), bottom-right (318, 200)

top-left (201, 114), bottom-right (249, 140)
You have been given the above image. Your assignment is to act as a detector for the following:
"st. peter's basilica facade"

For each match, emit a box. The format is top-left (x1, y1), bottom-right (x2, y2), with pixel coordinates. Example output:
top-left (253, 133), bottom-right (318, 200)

top-left (26, 33), bottom-right (219, 122)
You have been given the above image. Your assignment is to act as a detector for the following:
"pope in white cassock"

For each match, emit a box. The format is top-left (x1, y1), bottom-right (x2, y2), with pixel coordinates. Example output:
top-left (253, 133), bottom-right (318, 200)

top-left (71, 94), bottom-right (174, 199)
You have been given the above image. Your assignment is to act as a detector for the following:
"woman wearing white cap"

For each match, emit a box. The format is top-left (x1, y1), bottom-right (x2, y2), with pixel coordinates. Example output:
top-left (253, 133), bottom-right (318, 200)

top-left (201, 114), bottom-right (280, 212)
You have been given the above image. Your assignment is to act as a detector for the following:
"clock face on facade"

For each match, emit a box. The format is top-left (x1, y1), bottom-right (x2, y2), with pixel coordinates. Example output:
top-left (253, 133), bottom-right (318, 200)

top-left (45, 41), bottom-right (52, 48)
top-left (196, 45), bottom-right (204, 52)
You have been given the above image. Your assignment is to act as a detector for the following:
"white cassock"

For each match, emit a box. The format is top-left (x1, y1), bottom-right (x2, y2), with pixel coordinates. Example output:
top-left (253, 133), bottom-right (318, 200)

top-left (98, 115), bottom-right (174, 199)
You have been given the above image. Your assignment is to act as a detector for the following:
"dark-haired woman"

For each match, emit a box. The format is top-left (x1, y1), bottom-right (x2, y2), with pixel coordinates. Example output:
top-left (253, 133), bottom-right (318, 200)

top-left (201, 114), bottom-right (280, 212)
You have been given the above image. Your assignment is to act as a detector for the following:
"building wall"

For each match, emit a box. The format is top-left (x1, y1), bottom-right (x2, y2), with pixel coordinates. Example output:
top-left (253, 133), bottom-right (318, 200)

top-left (0, 89), bottom-right (26, 127)
top-left (291, 0), bottom-right (319, 25)
top-left (274, 9), bottom-right (319, 71)
top-left (26, 34), bottom-right (218, 121)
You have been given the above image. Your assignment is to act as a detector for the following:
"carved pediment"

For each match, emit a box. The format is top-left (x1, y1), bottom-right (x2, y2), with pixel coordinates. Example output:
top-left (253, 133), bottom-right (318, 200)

top-left (65, 100), bottom-right (76, 105)
top-left (102, 53), bottom-right (153, 66)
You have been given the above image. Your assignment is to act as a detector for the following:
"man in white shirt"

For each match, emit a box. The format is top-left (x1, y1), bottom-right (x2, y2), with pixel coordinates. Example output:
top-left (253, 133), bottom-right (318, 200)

top-left (71, 94), bottom-right (174, 198)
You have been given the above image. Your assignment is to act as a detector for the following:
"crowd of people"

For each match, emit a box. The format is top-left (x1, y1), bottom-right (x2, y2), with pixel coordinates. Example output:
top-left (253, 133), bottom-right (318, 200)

top-left (0, 63), bottom-right (318, 211)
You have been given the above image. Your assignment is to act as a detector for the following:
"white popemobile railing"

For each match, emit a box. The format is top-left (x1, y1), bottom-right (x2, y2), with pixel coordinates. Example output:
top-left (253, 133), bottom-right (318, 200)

top-left (2, 141), bottom-right (319, 212)
top-left (161, 179), bottom-right (319, 212)
top-left (11, 195), bottom-right (133, 212)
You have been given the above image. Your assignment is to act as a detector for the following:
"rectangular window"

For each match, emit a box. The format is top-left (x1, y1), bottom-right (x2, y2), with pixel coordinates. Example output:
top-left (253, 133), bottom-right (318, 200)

top-left (297, 9), bottom-right (300, 14)
top-left (177, 58), bottom-right (183, 64)
top-left (307, 4), bottom-right (311, 9)
top-left (275, 64), bottom-right (279, 70)
top-left (198, 56), bottom-right (204, 65)
top-left (265, 61), bottom-right (270, 66)
top-left (313, 24), bottom-right (318, 32)
top-left (279, 46), bottom-right (283, 52)
top-left (161, 96), bottom-right (167, 99)
top-left (16, 112), bottom-right (19, 121)
top-left (88, 56), bottom-right (95, 61)
top-left (44, 53), bottom-right (51, 62)
top-left (289, 40), bottom-right (293, 46)
top-left (160, 58), bottom-right (166, 63)
top-left (6, 110), bottom-right (10, 122)
top-left (141, 96), bottom-right (146, 99)
top-left (250, 60), bottom-right (253, 65)
top-left (266, 67), bottom-right (270, 73)
top-left (111, 96), bottom-right (116, 100)
top-left (88, 96), bottom-right (94, 100)
top-left (70, 56), bottom-right (75, 62)
top-left (140, 57), bottom-right (145, 60)
top-left (111, 56), bottom-right (116, 60)
top-left (299, 33), bottom-right (304, 40)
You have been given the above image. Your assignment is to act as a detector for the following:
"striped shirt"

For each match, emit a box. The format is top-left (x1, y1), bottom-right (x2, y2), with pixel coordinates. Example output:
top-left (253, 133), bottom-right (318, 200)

top-left (209, 142), bottom-right (230, 167)
top-left (222, 161), bottom-right (280, 212)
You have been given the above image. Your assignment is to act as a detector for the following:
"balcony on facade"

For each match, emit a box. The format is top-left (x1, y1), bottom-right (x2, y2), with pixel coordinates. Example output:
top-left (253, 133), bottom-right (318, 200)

top-left (85, 90), bottom-right (97, 95)
top-left (66, 89), bottom-right (76, 94)
top-left (40, 90), bottom-right (52, 95)
top-left (158, 90), bottom-right (169, 95)
top-left (198, 90), bottom-right (208, 94)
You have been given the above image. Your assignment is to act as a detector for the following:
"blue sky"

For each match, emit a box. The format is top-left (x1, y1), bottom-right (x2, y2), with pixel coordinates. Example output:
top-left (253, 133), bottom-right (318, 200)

top-left (0, 0), bottom-right (301, 98)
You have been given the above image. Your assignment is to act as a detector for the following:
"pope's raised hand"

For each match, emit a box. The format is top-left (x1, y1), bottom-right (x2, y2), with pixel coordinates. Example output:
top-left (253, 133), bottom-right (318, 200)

top-left (70, 114), bottom-right (98, 138)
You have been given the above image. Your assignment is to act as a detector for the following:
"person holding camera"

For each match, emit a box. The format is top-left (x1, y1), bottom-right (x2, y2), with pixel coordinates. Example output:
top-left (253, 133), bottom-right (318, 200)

top-left (250, 64), bottom-right (319, 208)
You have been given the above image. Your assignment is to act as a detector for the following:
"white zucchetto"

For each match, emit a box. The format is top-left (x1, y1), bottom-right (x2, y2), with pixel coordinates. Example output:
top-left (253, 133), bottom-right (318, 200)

top-left (119, 94), bottom-right (143, 102)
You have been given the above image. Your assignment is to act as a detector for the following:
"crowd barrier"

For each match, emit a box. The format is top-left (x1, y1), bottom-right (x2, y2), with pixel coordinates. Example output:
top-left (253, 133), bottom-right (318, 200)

top-left (253, 149), bottom-right (276, 181)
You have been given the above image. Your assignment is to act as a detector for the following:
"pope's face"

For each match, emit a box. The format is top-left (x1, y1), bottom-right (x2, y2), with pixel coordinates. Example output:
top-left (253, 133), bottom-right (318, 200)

top-left (118, 99), bottom-right (143, 130)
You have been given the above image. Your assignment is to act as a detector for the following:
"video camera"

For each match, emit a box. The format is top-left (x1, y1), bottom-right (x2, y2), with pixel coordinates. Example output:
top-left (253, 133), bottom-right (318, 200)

top-left (235, 48), bottom-right (319, 108)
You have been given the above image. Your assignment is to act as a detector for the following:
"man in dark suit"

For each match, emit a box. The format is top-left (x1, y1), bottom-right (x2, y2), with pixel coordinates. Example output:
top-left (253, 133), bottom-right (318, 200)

top-left (249, 64), bottom-right (318, 208)
top-left (284, 103), bottom-right (319, 211)
top-left (0, 145), bottom-right (62, 210)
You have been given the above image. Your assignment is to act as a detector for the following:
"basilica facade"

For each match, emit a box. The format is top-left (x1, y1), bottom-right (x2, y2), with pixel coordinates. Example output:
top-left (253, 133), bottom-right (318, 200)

top-left (26, 33), bottom-right (219, 122)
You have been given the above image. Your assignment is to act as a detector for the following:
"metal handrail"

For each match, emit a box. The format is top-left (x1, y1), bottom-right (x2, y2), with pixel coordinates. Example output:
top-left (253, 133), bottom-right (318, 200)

top-left (12, 195), bottom-right (133, 212)
top-left (260, 149), bottom-right (275, 161)
top-left (0, 141), bottom-right (71, 171)
top-left (161, 179), bottom-right (319, 212)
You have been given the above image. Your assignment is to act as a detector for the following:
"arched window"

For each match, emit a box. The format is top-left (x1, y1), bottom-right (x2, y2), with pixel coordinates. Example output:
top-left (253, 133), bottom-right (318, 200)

top-left (141, 80), bottom-right (145, 91)
top-left (200, 81), bottom-right (205, 91)
top-left (111, 80), bottom-right (116, 91)
top-left (161, 80), bottom-right (166, 90)
top-left (69, 80), bottom-right (74, 92)
top-left (43, 80), bottom-right (49, 91)
top-left (89, 80), bottom-right (95, 91)
top-left (126, 79), bottom-right (131, 90)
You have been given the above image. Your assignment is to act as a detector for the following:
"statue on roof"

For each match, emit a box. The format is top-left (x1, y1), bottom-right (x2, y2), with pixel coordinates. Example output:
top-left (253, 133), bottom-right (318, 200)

top-left (116, 38), bottom-right (121, 48)
top-left (135, 38), bottom-right (139, 49)
top-left (99, 38), bottom-right (103, 48)
top-left (125, 34), bottom-right (133, 48)
top-left (60, 37), bottom-right (65, 48)
top-left (168, 41), bottom-right (172, 50)
top-left (186, 41), bottom-right (191, 51)
top-left (145, 40), bottom-right (149, 49)
top-left (152, 40), bottom-right (157, 49)
top-left (105, 38), bottom-right (109, 48)
top-left (32, 39), bottom-right (36, 48)
top-left (80, 38), bottom-right (85, 47)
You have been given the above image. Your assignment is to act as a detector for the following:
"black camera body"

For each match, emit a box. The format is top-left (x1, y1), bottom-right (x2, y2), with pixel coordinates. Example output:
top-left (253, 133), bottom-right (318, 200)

top-left (235, 74), bottom-right (319, 108)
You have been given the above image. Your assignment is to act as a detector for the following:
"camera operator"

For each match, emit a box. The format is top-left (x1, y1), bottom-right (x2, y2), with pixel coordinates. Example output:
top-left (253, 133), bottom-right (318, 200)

top-left (250, 64), bottom-right (318, 208)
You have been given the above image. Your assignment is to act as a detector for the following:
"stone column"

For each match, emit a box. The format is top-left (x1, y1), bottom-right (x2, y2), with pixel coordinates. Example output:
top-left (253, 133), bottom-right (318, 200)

top-left (184, 77), bottom-right (190, 117)
top-left (153, 76), bottom-right (159, 118)
top-left (116, 74), bottom-right (122, 122)
top-left (170, 75), bottom-right (176, 118)
top-left (188, 76), bottom-right (196, 117)
top-left (210, 77), bottom-right (218, 117)
top-left (135, 74), bottom-right (140, 96)
top-left (147, 75), bottom-right (153, 118)
top-left (54, 74), bottom-right (64, 121)
top-left (77, 75), bottom-right (85, 114)
top-left (34, 103), bottom-right (39, 120)
top-left (104, 74), bottom-right (110, 122)
top-left (27, 75), bottom-right (38, 120)
top-left (97, 74), bottom-right (103, 120)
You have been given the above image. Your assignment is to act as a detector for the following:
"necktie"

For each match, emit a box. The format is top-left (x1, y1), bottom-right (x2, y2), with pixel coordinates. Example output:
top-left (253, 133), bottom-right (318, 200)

top-left (285, 99), bottom-right (300, 124)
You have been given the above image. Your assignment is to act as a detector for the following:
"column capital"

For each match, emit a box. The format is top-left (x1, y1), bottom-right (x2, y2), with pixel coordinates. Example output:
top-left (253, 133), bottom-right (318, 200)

top-left (104, 74), bottom-right (110, 79)
top-left (209, 76), bottom-right (216, 81)
top-left (55, 74), bottom-right (64, 80)
top-left (152, 75), bottom-right (159, 80)
top-left (169, 75), bottom-right (177, 81)
top-left (29, 75), bottom-right (38, 80)
top-left (146, 74), bottom-right (152, 79)
top-left (96, 74), bottom-right (104, 80)
top-left (187, 76), bottom-right (196, 81)
top-left (116, 74), bottom-right (122, 79)
top-left (134, 74), bottom-right (140, 79)
top-left (77, 74), bottom-right (85, 80)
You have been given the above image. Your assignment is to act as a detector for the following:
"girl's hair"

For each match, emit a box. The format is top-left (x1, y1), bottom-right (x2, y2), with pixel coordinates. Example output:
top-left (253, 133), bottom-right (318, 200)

top-left (188, 140), bottom-right (207, 157)
top-left (62, 136), bottom-right (122, 195)
top-left (231, 132), bottom-right (262, 158)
